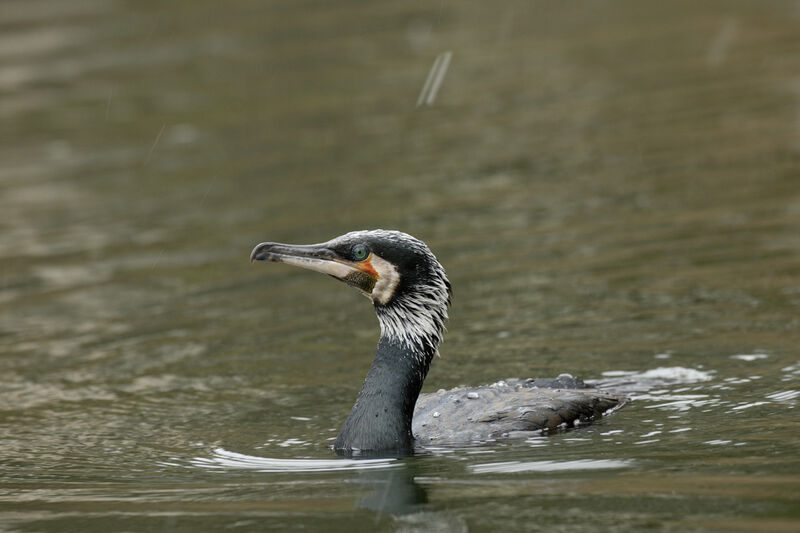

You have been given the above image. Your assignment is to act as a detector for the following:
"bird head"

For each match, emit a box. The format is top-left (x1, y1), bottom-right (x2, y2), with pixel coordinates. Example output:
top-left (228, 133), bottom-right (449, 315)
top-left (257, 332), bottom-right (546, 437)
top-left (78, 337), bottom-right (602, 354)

top-left (250, 229), bottom-right (451, 347)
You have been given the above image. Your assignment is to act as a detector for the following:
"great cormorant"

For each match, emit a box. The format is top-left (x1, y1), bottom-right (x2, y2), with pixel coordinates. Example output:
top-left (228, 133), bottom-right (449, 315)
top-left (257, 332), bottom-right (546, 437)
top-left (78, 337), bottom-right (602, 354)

top-left (251, 230), bottom-right (624, 455)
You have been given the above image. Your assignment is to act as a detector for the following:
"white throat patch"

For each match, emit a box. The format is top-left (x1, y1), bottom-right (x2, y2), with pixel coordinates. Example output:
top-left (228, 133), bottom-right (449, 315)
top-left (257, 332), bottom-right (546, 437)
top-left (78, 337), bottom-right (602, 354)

top-left (369, 254), bottom-right (400, 305)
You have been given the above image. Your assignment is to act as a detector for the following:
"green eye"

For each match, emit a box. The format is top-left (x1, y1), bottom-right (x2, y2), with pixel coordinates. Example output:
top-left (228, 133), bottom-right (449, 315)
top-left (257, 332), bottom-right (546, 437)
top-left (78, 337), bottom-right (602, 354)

top-left (352, 244), bottom-right (369, 261)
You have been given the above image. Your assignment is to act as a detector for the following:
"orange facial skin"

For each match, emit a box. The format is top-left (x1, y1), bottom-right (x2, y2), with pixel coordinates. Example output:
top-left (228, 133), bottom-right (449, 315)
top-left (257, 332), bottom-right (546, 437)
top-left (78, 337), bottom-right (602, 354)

top-left (356, 254), bottom-right (379, 278)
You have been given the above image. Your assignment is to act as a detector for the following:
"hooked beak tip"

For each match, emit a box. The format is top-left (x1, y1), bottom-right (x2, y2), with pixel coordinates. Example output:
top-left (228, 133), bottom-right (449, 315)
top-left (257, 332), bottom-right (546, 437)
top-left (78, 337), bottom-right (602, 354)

top-left (250, 242), bottom-right (269, 263)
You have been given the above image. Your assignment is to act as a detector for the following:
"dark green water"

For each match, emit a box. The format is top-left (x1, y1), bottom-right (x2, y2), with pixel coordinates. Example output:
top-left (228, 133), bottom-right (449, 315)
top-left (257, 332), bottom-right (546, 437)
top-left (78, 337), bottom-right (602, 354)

top-left (2, 1), bottom-right (800, 531)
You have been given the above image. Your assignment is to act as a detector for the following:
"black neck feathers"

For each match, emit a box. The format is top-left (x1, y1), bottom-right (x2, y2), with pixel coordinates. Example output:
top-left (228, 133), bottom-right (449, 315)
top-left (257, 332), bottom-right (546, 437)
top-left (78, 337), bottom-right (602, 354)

top-left (333, 335), bottom-right (436, 455)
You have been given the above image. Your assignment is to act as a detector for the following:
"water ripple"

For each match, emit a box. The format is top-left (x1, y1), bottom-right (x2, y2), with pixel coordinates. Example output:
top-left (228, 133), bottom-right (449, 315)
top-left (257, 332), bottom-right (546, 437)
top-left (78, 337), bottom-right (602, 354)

top-left (190, 447), bottom-right (398, 473)
top-left (468, 459), bottom-right (633, 474)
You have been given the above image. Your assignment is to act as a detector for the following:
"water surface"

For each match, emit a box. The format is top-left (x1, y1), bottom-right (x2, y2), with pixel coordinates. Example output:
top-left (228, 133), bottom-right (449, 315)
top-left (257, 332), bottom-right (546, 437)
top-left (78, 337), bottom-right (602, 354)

top-left (2, 1), bottom-right (800, 531)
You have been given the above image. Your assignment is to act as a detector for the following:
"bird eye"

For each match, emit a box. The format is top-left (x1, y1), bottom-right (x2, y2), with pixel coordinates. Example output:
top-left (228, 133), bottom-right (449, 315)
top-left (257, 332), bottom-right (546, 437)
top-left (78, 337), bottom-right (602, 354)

top-left (352, 244), bottom-right (369, 261)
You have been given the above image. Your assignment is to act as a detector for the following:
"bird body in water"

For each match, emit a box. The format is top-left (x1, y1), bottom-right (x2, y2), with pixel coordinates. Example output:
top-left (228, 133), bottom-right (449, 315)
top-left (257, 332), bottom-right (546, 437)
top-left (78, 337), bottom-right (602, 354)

top-left (250, 230), bottom-right (624, 455)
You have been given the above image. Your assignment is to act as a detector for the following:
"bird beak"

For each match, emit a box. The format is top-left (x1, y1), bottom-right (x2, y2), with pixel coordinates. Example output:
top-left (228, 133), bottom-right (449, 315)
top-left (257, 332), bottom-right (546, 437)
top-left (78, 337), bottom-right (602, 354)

top-left (250, 240), bottom-right (378, 294)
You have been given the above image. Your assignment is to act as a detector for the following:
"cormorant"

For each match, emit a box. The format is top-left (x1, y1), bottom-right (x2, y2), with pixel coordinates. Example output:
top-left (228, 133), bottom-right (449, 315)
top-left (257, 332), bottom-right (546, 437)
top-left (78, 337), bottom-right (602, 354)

top-left (251, 230), bottom-right (624, 455)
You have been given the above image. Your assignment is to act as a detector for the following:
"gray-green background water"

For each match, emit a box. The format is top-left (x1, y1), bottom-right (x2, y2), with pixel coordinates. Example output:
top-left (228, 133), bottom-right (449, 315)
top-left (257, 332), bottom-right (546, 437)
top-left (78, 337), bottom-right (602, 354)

top-left (2, 1), bottom-right (800, 531)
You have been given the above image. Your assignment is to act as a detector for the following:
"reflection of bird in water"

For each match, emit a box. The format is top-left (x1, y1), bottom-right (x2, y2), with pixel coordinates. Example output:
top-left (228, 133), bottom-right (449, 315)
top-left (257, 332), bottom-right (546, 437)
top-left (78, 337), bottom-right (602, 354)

top-left (251, 230), bottom-right (625, 455)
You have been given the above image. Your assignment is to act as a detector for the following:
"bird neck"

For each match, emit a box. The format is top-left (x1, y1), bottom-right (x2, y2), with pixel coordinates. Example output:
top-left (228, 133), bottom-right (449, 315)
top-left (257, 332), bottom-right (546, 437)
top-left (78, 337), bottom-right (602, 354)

top-left (334, 334), bottom-right (436, 455)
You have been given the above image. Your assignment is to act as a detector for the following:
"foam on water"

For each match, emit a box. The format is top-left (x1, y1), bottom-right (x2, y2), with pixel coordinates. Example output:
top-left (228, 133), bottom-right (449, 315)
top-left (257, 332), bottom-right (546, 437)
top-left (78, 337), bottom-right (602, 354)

top-left (604, 366), bottom-right (714, 383)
